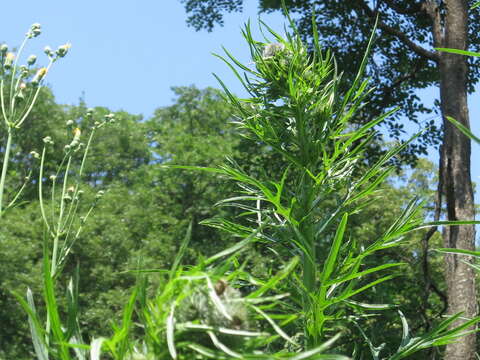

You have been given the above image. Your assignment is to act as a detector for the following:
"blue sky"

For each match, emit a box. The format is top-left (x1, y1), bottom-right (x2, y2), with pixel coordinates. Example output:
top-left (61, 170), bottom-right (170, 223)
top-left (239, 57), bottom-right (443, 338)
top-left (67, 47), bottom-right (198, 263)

top-left (2, 0), bottom-right (479, 189)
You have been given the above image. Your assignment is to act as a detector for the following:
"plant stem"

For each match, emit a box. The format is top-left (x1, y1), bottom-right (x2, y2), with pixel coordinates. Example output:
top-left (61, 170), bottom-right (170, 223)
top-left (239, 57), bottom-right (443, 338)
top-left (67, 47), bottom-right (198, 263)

top-left (0, 129), bottom-right (13, 218)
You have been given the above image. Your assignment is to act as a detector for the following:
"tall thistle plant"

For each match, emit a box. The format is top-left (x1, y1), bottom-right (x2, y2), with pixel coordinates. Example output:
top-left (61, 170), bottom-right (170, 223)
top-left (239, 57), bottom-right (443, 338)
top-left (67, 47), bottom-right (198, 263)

top-left (174, 15), bottom-right (480, 357)
top-left (13, 110), bottom-right (115, 360)
top-left (0, 24), bottom-right (70, 217)
top-left (0, 24), bottom-right (117, 359)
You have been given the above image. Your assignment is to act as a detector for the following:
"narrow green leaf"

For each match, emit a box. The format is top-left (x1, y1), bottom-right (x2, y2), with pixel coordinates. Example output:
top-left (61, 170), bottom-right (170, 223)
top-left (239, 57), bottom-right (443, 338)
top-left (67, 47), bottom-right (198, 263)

top-left (321, 213), bottom-right (348, 283)
top-left (247, 256), bottom-right (299, 298)
top-left (13, 289), bottom-right (49, 360)
top-left (331, 275), bottom-right (396, 305)
top-left (436, 48), bottom-right (480, 57)
top-left (445, 115), bottom-right (480, 144)
top-left (327, 262), bottom-right (405, 287)
top-left (250, 305), bottom-right (298, 346)
top-left (436, 248), bottom-right (480, 257)
top-left (169, 221), bottom-right (192, 279)
top-left (42, 239), bottom-right (69, 359)
top-left (205, 227), bottom-right (261, 265)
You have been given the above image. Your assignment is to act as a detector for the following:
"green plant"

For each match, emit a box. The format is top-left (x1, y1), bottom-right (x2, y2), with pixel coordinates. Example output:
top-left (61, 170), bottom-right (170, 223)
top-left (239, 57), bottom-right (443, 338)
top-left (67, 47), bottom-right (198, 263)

top-left (12, 111), bottom-right (115, 360)
top-left (97, 227), bottom-right (350, 359)
top-left (0, 24), bottom-right (69, 218)
top-left (172, 13), bottom-right (480, 358)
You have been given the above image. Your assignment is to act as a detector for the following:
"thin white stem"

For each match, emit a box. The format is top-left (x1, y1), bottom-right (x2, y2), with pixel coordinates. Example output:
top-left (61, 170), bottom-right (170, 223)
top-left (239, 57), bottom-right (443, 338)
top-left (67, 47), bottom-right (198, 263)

top-left (15, 59), bottom-right (54, 128)
top-left (0, 130), bottom-right (13, 218)
top-left (9, 36), bottom-right (28, 115)
top-left (38, 146), bottom-right (52, 235)
top-left (0, 80), bottom-right (9, 126)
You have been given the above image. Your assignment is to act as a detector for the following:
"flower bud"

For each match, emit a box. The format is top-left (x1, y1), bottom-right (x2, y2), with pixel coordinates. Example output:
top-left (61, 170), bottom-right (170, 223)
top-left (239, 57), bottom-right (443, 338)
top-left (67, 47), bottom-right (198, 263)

top-left (104, 113), bottom-right (115, 122)
top-left (43, 136), bottom-right (53, 144)
top-left (27, 55), bottom-right (37, 66)
top-left (32, 67), bottom-right (48, 85)
top-left (30, 23), bottom-right (41, 37)
top-left (4, 52), bottom-right (15, 69)
top-left (49, 175), bottom-right (56, 181)
top-left (73, 127), bottom-right (81, 139)
top-left (0, 44), bottom-right (8, 54)
top-left (66, 119), bottom-right (74, 126)
top-left (44, 46), bottom-right (53, 57)
top-left (68, 127), bottom-right (81, 148)
top-left (30, 151), bottom-right (40, 159)
top-left (56, 43), bottom-right (71, 58)
top-left (16, 88), bottom-right (25, 101)
top-left (262, 43), bottom-right (286, 59)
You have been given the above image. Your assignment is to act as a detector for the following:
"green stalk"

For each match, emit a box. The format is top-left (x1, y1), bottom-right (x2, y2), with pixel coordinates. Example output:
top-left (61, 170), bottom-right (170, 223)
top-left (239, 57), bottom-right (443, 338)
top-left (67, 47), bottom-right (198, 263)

top-left (0, 79), bottom-right (9, 126)
top-left (8, 36), bottom-right (28, 116)
top-left (51, 156), bottom-right (72, 276)
top-left (15, 59), bottom-right (54, 128)
top-left (38, 146), bottom-right (52, 234)
top-left (0, 129), bottom-right (13, 218)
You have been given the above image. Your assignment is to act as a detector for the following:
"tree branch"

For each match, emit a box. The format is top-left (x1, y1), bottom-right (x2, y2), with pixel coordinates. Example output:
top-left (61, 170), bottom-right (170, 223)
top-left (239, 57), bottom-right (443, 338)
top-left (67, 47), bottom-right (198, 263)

top-left (422, 0), bottom-right (444, 48)
top-left (381, 0), bottom-right (423, 16)
top-left (356, 0), bottom-right (440, 62)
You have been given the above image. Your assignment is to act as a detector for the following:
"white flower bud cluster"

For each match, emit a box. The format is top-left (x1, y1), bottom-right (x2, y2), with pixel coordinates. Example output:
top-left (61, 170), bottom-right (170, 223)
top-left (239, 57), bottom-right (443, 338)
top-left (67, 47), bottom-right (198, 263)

top-left (262, 42), bottom-right (286, 59)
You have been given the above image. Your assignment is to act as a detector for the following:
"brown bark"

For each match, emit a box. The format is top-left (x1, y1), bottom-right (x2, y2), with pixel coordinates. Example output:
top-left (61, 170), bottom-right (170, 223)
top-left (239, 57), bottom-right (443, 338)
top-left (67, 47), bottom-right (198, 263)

top-left (358, 2), bottom-right (477, 356)
top-left (437, 1), bottom-right (477, 359)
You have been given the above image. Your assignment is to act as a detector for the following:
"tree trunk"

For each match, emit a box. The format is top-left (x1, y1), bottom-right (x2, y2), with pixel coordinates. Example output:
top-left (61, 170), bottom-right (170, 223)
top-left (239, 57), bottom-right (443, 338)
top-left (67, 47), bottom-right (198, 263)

top-left (439, 1), bottom-right (477, 359)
